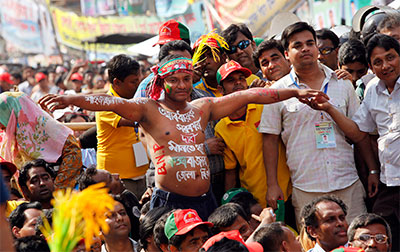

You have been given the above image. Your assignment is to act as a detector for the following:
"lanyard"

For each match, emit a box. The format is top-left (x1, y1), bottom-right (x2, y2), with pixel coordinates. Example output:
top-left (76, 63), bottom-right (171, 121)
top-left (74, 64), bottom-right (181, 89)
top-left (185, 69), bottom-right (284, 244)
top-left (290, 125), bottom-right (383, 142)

top-left (290, 73), bottom-right (328, 120)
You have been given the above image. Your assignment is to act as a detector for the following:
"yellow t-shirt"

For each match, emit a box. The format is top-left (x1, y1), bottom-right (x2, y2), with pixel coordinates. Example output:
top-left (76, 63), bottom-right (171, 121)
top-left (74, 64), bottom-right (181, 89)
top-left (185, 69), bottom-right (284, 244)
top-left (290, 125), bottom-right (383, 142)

top-left (194, 79), bottom-right (223, 97)
top-left (246, 74), bottom-right (260, 86)
top-left (215, 104), bottom-right (292, 207)
top-left (96, 86), bottom-right (148, 178)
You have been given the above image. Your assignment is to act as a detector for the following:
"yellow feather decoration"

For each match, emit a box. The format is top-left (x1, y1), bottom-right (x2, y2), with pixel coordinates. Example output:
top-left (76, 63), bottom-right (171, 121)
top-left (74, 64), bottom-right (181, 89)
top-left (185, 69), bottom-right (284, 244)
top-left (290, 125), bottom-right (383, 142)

top-left (192, 29), bottom-right (229, 65)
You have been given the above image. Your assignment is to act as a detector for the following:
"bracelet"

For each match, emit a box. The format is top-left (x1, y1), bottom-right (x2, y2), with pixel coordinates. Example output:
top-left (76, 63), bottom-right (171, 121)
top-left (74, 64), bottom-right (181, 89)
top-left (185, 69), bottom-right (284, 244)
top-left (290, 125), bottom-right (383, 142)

top-left (370, 170), bottom-right (379, 175)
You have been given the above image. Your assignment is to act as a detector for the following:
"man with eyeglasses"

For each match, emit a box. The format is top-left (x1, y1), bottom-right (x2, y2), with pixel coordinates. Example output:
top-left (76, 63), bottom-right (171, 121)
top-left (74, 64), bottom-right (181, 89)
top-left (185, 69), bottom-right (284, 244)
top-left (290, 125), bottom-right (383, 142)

top-left (316, 29), bottom-right (340, 71)
top-left (348, 213), bottom-right (391, 252)
top-left (221, 24), bottom-right (264, 86)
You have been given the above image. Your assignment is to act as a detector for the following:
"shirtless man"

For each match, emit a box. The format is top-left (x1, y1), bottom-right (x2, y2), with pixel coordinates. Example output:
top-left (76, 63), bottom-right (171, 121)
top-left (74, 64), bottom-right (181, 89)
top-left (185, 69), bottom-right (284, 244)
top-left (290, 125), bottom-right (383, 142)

top-left (40, 55), bottom-right (327, 219)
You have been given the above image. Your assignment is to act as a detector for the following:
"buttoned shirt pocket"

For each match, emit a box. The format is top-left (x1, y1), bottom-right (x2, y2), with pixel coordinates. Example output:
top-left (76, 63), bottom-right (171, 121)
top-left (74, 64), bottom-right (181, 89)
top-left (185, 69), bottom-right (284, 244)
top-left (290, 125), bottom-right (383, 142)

top-left (329, 98), bottom-right (347, 115)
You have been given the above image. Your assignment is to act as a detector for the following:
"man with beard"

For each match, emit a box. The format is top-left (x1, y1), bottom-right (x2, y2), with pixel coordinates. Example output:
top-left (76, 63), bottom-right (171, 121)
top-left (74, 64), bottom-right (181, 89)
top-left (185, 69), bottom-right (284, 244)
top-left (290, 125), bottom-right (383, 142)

top-left (18, 159), bottom-right (55, 209)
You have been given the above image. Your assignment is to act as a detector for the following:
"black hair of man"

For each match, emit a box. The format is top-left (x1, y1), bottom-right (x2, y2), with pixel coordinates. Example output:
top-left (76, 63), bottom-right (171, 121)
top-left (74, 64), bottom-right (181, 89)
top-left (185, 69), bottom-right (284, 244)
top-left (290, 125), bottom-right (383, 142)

top-left (377, 13), bottom-right (400, 33)
top-left (253, 39), bottom-right (285, 69)
top-left (154, 210), bottom-right (175, 250)
top-left (169, 224), bottom-right (210, 249)
top-left (107, 54), bottom-right (140, 83)
top-left (158, 40), bottom-right (193, 61)
top-left (253, 222), bottom-right (286, 252)
top-left (281, 22), bottom-right (317, 51)
top-left (208, 203), bottom-right (249, 235)
top-left (316, 28), bottom-right (340, 49)
top-left (9, 202), bottom-right (42, 229)
top-left (347, 213), bottom-right (392, 245)
top-left (301, 194), bottom-right (347, 241)
top-left (221, 23), bottom-right (254, 46)
top-left (77, 166), bottom-right (98, 191)
top-left (366, 33), bottom-right (400, 65)
top-left (200, 237), bottom-right (249, 252)
top-left (14, 235), bottom-right (50, 252)
top-left (18, 159), bottom-right (55, 189)
top-left (229, 192), bottom-right (259, 219)
top-left (338, 39), bottom-right (368, 67)
top-left (139, 206), bottom-right (172, 251)
top-left (63, 113), bottom-right (89, 123)
top-left (11, 72), bottom-right (22, 82)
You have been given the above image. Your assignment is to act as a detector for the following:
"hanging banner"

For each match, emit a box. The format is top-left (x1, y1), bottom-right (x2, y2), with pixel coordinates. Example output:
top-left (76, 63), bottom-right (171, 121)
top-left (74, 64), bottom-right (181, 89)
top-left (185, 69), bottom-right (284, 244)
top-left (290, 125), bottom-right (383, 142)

top-left (155, 0), bottom-right (189, 18)
top-left (214, 0), bottom-right (303, 37)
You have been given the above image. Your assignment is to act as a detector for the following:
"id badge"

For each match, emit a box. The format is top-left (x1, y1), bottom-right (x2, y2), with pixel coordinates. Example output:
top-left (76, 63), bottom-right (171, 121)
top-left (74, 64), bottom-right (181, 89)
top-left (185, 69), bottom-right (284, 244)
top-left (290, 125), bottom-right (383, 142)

top-left (133, 142), bottom-right (149, 167)
top-left (315, 121), bottom-right (336, 149)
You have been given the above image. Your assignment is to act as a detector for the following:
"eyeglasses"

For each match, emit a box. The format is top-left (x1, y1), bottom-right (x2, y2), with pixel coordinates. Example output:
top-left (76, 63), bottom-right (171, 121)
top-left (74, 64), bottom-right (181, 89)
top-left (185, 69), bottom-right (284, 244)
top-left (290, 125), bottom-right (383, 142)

top-left (319, 47), bottom-right (336, 56)
top-left (228, 40), bottom-right (251, 54)
top-left (356, 234), bottom-right (388, 244)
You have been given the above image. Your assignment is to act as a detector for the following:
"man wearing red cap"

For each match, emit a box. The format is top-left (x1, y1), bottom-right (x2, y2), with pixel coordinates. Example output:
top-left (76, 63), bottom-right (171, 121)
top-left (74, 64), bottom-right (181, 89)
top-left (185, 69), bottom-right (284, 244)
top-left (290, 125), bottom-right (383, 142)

top-left (0, 72), bottom-right (14, 93)
top-left (164, 209), bottom-right (213, 251)
top-left (201, 230), bottom-right (263, 252)
top-left (153, 19), bottom-right (191, 47)
top-left (214, 60), bottom-right (291, 208)
top-left (31, 72), bottom-right (50, 102)
top-left (40, 55), bottom-right (328, 220)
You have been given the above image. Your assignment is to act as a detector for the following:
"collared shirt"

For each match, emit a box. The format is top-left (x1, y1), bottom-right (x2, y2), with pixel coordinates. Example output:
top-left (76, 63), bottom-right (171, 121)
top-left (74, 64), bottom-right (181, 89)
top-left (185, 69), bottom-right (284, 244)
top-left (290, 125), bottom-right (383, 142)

top-left (215, 104), bottom-right (291, 207)
top-left (259, 64), bottom-right (360, 192)
top-left (307, 243), bottom-right (326, 252)
top-left (194, 78), bottom-right (223, 97)
top-left (352, 76), bottom-right (400, 186)
top-left (18, 81), bottom-right (34, 96)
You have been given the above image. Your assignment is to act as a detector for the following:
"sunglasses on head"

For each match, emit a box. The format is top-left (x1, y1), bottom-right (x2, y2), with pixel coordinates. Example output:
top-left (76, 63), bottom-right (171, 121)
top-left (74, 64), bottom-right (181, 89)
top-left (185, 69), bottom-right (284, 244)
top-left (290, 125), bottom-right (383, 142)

top-left (319, 46), bottom-right (336, 56)
top-left (356, 234), bottom-right (388, 244)
top-left (228, 40), bottom-right (251, 54)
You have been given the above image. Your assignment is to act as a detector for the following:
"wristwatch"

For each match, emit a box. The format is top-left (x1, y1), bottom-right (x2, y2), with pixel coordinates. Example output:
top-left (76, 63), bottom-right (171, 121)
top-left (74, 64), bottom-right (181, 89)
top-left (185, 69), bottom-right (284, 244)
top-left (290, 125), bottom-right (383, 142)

top-left (369, 170), bottom-right (379, 175)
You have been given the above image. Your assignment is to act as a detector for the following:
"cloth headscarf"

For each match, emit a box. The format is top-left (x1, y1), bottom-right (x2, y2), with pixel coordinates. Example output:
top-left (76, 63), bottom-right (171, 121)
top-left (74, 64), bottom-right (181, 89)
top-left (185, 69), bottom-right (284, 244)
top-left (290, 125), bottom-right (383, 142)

top-left (0, 92), bottom-right (73, 169)
top-left (147, 57), bottom-right (193, 100)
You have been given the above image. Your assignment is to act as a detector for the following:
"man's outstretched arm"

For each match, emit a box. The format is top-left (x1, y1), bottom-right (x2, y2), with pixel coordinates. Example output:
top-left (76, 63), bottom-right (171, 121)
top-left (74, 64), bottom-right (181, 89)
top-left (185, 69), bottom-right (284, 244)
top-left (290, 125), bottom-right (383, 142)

top-left (39, 94), bottom-right (149, 123)
top-left (204, 88), bottom-right (329, 121)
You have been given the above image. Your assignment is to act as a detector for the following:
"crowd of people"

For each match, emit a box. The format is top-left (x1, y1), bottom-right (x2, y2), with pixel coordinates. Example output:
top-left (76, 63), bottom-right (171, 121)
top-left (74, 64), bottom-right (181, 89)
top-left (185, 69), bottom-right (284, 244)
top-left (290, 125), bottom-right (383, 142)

top-left (0, 9), bottom-right (399, 252)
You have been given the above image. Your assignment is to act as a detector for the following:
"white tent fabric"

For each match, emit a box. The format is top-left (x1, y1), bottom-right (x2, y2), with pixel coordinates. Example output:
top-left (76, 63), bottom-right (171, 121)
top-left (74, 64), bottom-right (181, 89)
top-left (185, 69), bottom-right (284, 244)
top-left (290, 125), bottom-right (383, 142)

top-left (128, 36), bottom-right (159, 57)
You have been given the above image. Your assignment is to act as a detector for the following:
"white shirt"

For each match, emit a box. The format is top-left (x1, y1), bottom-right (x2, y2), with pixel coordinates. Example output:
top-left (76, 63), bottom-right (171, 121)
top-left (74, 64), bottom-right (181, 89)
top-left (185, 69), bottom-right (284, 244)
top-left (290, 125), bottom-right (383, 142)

top-left (259, 64), bottom-right (360, 192)
top-left (101, 238), bottom-right (137, 252)
top-left (307, 243), bottom-right (326, 252)
top-left (352, 76), bottom-right (400, 186)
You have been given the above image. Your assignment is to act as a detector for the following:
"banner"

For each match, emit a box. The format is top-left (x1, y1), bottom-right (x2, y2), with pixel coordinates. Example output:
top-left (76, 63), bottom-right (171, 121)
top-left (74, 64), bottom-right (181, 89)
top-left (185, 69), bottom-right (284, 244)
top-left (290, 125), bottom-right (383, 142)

top-left (214, 0), bottom-right (303, 37)
top-left (51, 2), bottom-right (206, 55)
top-left (155, 0), bottom-right (189, 18)
top-left (81, 0), bottom-right (116, 16)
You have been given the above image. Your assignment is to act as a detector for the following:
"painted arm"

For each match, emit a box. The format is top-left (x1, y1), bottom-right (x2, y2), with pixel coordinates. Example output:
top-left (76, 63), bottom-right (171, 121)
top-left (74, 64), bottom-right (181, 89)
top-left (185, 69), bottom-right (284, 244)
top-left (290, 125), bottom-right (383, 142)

top-left (208, 88), bottom-right (329, 121)
top-left (39, 94), bottom-right (148, 123)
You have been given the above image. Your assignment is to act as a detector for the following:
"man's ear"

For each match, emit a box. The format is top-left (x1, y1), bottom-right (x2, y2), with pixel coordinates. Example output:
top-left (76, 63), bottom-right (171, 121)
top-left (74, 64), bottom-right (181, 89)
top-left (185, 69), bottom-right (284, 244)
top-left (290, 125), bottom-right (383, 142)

top-left (368, 64), bottom-right (375, 74)
top-left (20, 186), bottom-right (31, 201)
top-left (217, 85), bottom-right (224, 95)
top-left (251, 40), bottom-right (257, 50)
top-left (306, 225), bottom-right (319, 240)
top-left (112, 78), bottom-right (121, 86)
top-left (281, 240), bottom-right (289, 252)
top-left (285, 50), bottom-right (290, 61)
top-left (159, 243), bottom-right (169, 252)
top-left (167, 244), bottom-right (179, 252)
top-left (12, 226), bottom-right (21, 238)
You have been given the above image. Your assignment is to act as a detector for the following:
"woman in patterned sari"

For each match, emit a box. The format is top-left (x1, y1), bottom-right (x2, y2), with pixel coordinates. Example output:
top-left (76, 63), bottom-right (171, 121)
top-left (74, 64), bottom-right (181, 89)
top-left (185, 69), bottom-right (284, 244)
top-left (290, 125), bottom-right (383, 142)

top-left (0, 92), bottom-right (82, 189)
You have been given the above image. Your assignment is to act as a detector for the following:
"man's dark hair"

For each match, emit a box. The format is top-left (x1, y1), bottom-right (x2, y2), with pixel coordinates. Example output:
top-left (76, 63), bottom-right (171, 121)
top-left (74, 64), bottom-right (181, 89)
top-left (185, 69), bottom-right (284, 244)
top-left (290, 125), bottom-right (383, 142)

top-left (154, 210), bottom-right (175, 250)
top-left (11, 72), bottom-right (22, 81)
top-left (107, 54), bottom-right (140, 83)
top-left (208, 203), bottom-right (249, 235)
top-left (158, 40), bottom-right (193, 61)
top-left (229, 192), bottom-right (259, 219)
top-left (18, 159), bottom-right (55, 189)
top-left (366, 33), bottom-right (400, 65)
top-left (348, 213), bottom-right (392, 245)
top-left (77, 166), bottom-right (98, 190)
top-left (281, 22), bottom-right (316, 50)
top-left (301, 195), bottom-right (347, 241)
top-left (316, 28), bottom-right (340, 49)
top-left (169, 224), bottom-right (209, 249)
top-left (200, 237), bottom-right (249, 252)
top-left (221, 23), bottom-right (254, 47)
top-left (9, 202), bottom-right (42, 229)
top-left (338, 39), bottom-right (368, 67)
top-left (253, 222), bottom-right (286, 252)
top-left (139, 206), bottom-right (172, 251)
top-left (377, 13), bottom-right (400, 33)
top-left (14, 235), bottom-right (50, 252)
top-left (253, 39), bottom-right (285, 69)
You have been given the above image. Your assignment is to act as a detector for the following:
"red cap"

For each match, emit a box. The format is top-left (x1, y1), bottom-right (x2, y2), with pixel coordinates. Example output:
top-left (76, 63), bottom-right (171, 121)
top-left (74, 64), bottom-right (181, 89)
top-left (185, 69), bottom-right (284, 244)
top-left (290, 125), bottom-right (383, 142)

top-left (192, 35), bottom-right (220, 51)
top-left (71, 73), bottom-right (83, 81)
top-left (35, 72), bottom-right (47, 83)
top-left (164, 209), bottom-right (213, 239)
top-left (202, 230), bottom-right (263, 252)
top-left (0, 72), bottom-right (14, 85)
top-left (0, 156), bottom-right (17, 175)
top-left (153, 20), bottom-right (190, 47)
top-left (216, 60), bottom-right (252, 85)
